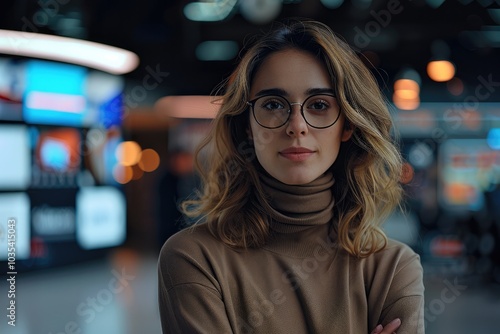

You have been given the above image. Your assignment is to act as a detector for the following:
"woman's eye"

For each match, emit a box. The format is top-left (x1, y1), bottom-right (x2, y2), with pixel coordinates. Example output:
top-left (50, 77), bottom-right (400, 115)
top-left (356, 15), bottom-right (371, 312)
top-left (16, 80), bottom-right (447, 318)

top-left (308, 101), bottom-right (329, 110)
top-left (263, 101), bottom-right (284, 110)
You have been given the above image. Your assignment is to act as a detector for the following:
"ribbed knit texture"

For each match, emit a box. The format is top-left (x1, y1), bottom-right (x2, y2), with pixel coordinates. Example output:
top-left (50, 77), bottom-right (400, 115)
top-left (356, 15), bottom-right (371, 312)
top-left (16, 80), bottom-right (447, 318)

top-left (257, 171), bottom-right (337, 257)
top-left (259, 171), bottom-right (335, 227)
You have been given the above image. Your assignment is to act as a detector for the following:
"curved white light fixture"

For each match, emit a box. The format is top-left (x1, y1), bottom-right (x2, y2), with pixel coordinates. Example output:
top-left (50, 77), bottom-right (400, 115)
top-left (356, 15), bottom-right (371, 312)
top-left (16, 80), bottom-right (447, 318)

top-left (0, 29), bottom-right (139, 75)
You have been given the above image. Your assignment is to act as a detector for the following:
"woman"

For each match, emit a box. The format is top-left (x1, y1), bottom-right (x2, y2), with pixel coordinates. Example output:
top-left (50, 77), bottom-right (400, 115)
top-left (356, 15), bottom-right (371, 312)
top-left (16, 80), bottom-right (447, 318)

top-left (158, 19), bottom-right (425, 334)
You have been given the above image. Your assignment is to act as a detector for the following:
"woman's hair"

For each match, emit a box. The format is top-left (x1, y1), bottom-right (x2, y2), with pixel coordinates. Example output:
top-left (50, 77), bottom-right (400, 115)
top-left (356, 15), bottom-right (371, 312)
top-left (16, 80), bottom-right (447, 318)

top-left (181, 19), bottom-right (403, 257)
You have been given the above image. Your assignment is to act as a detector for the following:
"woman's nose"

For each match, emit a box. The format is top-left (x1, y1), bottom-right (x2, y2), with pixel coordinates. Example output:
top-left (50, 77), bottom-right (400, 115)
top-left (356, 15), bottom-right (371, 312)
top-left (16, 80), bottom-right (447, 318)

top-left (285, 104), bottom-right (308, 136)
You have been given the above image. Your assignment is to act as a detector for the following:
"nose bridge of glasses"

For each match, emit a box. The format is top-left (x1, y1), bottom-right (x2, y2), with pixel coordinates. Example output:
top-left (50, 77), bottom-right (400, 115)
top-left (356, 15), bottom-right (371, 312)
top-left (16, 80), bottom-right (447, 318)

top-left (286, 101), bottom-right (309, 129)
top-left (288, 101), bottom-right (304, 116)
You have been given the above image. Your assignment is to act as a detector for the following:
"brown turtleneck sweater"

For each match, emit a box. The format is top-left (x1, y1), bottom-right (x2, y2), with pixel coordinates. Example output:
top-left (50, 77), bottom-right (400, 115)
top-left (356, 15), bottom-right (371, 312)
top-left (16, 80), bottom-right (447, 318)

top-left (158, 172), bottom-right (425, 333)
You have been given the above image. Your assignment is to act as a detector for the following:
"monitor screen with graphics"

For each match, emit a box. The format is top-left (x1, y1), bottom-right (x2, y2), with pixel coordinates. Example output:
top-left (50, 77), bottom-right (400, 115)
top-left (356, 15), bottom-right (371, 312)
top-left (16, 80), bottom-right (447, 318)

top-left (0, 57), bottom-right (127, 270)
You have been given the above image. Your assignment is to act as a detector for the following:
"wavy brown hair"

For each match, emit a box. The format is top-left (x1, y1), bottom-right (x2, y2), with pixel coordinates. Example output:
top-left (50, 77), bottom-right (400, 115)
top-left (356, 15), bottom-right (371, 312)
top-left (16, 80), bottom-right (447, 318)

top-left (181, 19), bottom-right (403, 257)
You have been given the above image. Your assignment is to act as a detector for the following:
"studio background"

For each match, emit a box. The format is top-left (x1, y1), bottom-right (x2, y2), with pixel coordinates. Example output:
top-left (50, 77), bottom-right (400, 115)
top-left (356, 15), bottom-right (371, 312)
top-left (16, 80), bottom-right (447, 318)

top-left (0, 1), bottom-right (499, 333)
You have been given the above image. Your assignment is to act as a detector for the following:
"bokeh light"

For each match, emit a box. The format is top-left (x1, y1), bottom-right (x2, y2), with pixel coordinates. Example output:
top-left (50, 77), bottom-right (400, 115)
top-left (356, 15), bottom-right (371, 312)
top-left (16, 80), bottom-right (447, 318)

top-left (462, 109), bottom-right (481, 130)
top-left (393, 78), bottom-right (420, 110)
top-left (113, 164), bottom-right (133, 184)
top-left (116, 141), bottom-right (142, 166)
top-left (320, 0), bottom-right (345, 9)
top-left (447, 77), bottom-right (464, 96)
top-left (427, 60), bottom-right (455, 82)
top-left (400, 162), bottom-right (415, 184)
top-left (487, 128), bottom-right (500, 150)
top-left (131, 164), bottom-right (144, 180)
top-left (139, 149), bottom-right (161, 172)
top-left (239, 0), bottom-right (282, 25)
top-left (394, 79), bottom-right (420, 92)
top-left (393, 93), bottom-right (420, 110)
top-left (196, 41), bottom-right (239, 61)
top-left (394, 89), bottom-right (419, 100)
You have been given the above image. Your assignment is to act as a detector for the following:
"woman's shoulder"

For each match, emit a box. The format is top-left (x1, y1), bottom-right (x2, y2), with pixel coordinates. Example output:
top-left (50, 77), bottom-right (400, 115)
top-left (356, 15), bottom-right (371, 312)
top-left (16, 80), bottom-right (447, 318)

top-left (160, 224), bottom-right (219, 256)
top-left (372, 238), bottom-right (420, 267)
top-left (158, 224), bottom-right (231, 286)
top-left (361, 238), bottom-right (423, 281)
top-left (158, 224), bottom-right (234, 269)
top-left (381, 238), bottom-right (420, 259)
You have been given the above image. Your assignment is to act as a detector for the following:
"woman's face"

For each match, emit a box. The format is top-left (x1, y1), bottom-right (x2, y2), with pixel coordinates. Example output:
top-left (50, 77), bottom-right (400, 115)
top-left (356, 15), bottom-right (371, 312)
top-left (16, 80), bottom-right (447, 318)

top-left (248, 48), bottom-right (352, 185)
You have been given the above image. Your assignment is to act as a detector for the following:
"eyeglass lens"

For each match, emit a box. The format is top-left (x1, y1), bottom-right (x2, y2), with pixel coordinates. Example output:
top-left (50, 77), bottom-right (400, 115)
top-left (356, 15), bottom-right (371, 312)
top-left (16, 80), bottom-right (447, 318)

top-left (252, 94), bottom-right (339, 129)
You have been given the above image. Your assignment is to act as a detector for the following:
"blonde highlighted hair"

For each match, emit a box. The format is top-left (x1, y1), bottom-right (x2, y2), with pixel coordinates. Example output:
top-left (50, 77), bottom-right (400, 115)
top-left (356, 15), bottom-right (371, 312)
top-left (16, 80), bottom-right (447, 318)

top-left (181, 19), bottom-right (403, 257)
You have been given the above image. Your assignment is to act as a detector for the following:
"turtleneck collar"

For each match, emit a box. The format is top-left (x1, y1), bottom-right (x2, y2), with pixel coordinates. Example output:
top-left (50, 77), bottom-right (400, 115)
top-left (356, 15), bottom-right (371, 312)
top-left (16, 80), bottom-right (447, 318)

top-left (258, 170), bottom-right (335, 234)
top-left (256, 170), bottom-right (338, 258)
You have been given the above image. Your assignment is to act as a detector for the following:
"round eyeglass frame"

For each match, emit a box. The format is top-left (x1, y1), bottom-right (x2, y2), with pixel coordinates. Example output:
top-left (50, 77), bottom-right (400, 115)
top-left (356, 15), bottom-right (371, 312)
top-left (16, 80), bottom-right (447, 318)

top-left (246, 93), bottom-right (341, 129)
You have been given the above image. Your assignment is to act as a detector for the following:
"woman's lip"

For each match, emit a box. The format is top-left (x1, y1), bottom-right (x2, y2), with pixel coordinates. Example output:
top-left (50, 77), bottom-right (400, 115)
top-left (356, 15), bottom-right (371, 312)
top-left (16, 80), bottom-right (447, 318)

top-left (280, 147), bottom-right (314, 154)
top-left (279, 152), bottom-right (315, 162)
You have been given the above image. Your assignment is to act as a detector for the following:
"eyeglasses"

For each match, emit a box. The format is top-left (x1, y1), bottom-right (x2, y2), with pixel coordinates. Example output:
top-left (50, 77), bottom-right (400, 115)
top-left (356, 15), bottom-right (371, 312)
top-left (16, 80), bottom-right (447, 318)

top-left (247, 94), bottom-right (340, 129)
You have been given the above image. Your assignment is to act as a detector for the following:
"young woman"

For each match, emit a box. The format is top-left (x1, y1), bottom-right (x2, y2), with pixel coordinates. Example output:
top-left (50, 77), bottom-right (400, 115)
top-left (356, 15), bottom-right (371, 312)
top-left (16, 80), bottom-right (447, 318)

top-left (158, 19), bottom-right (425, 334)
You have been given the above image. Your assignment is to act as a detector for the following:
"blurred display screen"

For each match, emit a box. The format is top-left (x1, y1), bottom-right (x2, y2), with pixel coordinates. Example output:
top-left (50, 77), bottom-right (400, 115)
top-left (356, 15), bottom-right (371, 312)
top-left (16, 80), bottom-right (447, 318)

top-left (76, 187), bottom-right (126, 250)
top-left (393, 108), bottom-right (437, 137)
top-left (394, 102), bottom-right (500, 138)
top-left (0, 58), bottom-right (24, 121)
top-left (24, 60), bottom-right (88, 126)
top-left (86, 71), bottom-right (124, 128)
top-left (35, 127), bottom-right (81, 173)
top-left (0, 125), bottom-right (30, 190)
top-left (0, 193), bottom-right (30, 260)
top-left (29, 189), bottom-right (77, 241)
top-left (0, 56), bottom-right (124, 128)
top-left (0, 57), bottom-right (126, 271)
top-left (83, 127), bottom-right (122, 185)
top-left (439, 139), bottom-right (500, 211)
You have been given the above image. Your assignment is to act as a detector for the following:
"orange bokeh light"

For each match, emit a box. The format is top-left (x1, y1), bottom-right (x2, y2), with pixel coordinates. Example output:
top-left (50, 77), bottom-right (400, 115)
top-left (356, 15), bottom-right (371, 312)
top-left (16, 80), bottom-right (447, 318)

top-left (393, 78), bottom-right (420, 110)
top-left (427, 60), bottom-right (455, 82)
top-left (393, 79), bottom-right (420, 92)
top-left (400, 162), bottom-right (415, 184)
top-left (138, 149), bottom-right (160, 172)
top-left (447, 77), bottom-right (464, 96)
top-left (113, 165), bottom-right (133, 184)
top-left (393, 93), bottom-right (420, 110)
top-left (394, 89), bottom-right (419, 100)
top-left (131, 164), bottom-right (144, 180)
top-left (116, 141), bottom-right (142, 166)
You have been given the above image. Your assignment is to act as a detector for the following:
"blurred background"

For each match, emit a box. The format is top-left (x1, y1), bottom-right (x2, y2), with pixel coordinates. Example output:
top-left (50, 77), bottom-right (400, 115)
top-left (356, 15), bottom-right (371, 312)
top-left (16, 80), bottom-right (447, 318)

top-left (0, 0), bottom-right (499, 333)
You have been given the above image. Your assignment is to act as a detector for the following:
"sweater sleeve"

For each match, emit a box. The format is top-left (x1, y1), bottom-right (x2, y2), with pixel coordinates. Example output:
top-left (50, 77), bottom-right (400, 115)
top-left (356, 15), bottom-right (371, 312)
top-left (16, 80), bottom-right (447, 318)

top-left (371, 241), bottom-right (425, 334)
top-left (157, 231), bottom-right (233, 334)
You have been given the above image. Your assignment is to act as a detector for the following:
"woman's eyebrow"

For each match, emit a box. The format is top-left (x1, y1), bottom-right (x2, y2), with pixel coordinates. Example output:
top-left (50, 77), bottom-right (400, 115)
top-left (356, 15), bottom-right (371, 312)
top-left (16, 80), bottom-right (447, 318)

top-left (254, 87), bottom-right (335, 98)
top-left (254, 88), bottom-right (288, 97)
top-left (306, 88), bottom-right (335, 95)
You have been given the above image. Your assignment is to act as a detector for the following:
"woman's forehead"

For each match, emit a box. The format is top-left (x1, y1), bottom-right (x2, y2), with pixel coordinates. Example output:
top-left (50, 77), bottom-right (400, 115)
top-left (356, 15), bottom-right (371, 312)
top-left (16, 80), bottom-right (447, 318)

top-left (249, 49), bottom-right (332, 97)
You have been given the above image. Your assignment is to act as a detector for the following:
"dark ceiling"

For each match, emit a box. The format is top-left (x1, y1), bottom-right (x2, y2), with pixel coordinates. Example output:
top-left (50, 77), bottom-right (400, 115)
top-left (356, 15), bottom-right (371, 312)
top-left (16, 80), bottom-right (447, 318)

top-left (1, 0), bottom-right (499, 103)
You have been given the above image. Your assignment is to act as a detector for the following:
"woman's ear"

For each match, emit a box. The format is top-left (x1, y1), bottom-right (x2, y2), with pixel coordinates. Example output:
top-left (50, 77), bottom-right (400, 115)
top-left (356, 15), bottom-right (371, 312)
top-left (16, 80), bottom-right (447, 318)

top-left (341, 121), bottom-right (354, 142)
